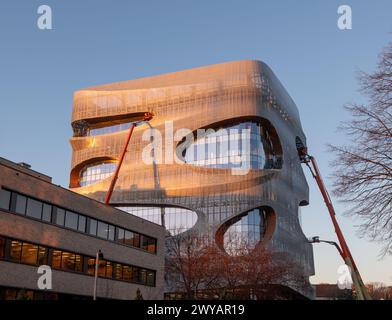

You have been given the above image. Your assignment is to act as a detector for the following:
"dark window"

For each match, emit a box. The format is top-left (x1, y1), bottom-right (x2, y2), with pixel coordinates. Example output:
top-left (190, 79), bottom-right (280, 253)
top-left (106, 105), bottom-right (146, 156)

top-left (4, 289), bottom-right (17, 300)
top-left (0, 237), bottom-right (5, 258)
top-left (52, 250), bottom-right (62, 269)
top-left (150, 239), bottom-right (156, 253)
top-left (7, 289), bottom-right (34, 300)
top-left (142, 237), bottom-right (156, 253)
top-left (10, 240), bottom-right (23, 262)
top-left (78, 216), bottom-right (86, 232)
top-left (116, 228), bottom-right (125, 243)
top-left (15, 194), bottom-right (27, 215)
top-left (147, 271), bottom-right (155, 286)
top-left (108, 225), bottom-right (115, 241)
top-left (55, 208), bottom-right (65, 226)
top-left (124, 230), bottom-right (133, 246)
top-left (42, 204), bottom-right (52, 222)
top-left (142, 236), bottom-right (148, 250)
top-left (140, 269), bottom-right (147, 284)
top-left (97, 221), bottom-right (108, 239)
top-left (38, 246), bottom-right (48, 265)
top-left (88, 219), bottom-right (97, 236)
top-left (133, 233), bottom-right (140, 248)
top-left (26, 198), bottom-right (43, 220)
top-left (141, 236), bottom-right (154, 252)
top-left (65, 211), bottom-right (78, 230)
top-left (132, 267), bottom-right (140, 283)
top-left (125, 231), bottom-right (139, 247)
top-left (21, 243), bottom-right (38, 265)
top-left (0, 189), bottom-right (11, 210)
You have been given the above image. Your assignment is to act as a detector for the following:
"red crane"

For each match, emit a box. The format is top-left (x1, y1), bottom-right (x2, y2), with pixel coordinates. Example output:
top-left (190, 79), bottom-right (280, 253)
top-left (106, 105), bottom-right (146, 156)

top-left (297, 145), bottom-right (371, 300)
top-left (104, 112), bottom-right (154, 204)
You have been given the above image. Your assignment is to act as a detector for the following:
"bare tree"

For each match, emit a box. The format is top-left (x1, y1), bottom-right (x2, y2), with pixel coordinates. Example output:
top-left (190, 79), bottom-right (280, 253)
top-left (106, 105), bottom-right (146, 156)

top-left (165, 231), bottom-right (308, 299)
top-left (329, 41), bottom-right (392, 256)
top-left (366, 282), bottom-right (392, 300)
top-left (165, 232), bottom-right (221, 299)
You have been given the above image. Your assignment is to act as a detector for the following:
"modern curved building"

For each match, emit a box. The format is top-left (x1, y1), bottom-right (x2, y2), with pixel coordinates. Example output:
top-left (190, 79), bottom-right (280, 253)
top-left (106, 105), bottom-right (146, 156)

top-left (69, 60), bottom-right (315, 298)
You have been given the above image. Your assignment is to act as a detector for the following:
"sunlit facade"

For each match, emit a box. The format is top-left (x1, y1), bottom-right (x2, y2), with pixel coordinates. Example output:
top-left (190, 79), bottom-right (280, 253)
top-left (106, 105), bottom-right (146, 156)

top-left (69, 60), bottom-right (315, 298)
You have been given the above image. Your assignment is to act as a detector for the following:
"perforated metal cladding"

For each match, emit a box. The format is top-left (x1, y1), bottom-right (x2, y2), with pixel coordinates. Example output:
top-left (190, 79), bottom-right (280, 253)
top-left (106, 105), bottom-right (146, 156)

top-left (69, 60), bottom-right (315, 298)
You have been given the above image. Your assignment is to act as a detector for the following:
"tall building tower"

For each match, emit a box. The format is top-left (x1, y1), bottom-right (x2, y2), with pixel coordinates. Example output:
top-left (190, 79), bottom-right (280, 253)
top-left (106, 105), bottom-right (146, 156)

top-left (69, 60), bottom-right (315, 298)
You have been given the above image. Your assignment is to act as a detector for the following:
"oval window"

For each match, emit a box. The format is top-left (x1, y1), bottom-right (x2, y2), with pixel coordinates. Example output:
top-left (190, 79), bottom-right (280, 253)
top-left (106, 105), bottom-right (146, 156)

top-left (179, 119), bottom-right (282, 170)
top-left (216, 206), bottom-right (276, 255)
top-left (78, 161), bottom-right (117, 187)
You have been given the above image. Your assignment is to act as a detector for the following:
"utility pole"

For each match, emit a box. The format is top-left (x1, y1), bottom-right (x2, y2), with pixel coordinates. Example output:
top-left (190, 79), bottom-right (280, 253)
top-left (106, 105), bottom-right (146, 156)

top-left (93, 249), bottom-right (103, 300)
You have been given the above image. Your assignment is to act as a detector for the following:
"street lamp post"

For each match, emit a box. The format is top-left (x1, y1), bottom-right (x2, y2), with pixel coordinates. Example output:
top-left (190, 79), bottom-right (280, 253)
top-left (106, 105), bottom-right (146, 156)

top-left (309, 236), bottom-right (344, 258)
top-left (308, 236), bottom-right (366, 298)
top-left (93, 250), bottom-right (104, 301)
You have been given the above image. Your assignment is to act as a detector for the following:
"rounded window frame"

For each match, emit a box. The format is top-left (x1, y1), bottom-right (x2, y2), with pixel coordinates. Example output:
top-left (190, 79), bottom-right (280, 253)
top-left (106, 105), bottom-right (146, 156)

top-left (215, 206), bottom-right (276, 254)
top-left (176, 116), bottom-right (283, 170)
top-left (70, 157), bottom-right (118, 188)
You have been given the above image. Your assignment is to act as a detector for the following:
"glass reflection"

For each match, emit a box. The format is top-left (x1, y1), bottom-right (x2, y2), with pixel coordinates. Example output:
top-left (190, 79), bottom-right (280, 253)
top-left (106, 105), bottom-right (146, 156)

top-left (79, 162), bottom-right (116, 187)
top-left (89, 122), bottom-right (132, 136)
top-left (117, 206), bottom-right (198, 236)
top-left (223, 208), bottom-right (266, 254)
top-left (183, 121), bottom-right (280, 169)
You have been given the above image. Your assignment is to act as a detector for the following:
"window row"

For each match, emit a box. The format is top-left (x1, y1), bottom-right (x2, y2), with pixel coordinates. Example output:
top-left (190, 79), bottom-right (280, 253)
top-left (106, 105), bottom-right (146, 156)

top-left (88, 122), bottom-right (132, 136)
top-left (0, 236), bottom-right (156, 287)
top-left (0, 188), bottom-right (157, 254)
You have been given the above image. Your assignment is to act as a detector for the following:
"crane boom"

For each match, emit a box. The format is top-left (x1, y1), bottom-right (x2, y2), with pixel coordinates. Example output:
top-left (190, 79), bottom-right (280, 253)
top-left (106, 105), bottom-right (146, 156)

top-left (104, 112), bottom-right (154, 204)
top-left (297, 146), bottom-right (371, 300)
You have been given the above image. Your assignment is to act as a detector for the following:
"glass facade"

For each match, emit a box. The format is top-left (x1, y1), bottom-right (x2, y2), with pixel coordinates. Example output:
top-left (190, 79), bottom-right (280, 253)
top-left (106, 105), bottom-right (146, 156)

top-left (183, 121), bottom-right (280, 169)
top-left (118, 206), bottom-right (198, 236)
top-left (0, 235), bottom-right (156, 287)
top-left (223, 208), bottom-right (266, 254)
top-left (78, 161), bottom-right (117, 187)
top-left (88, 122), bottom-right (132, 136)
top-left (0, 188), bottom-right (157, 254)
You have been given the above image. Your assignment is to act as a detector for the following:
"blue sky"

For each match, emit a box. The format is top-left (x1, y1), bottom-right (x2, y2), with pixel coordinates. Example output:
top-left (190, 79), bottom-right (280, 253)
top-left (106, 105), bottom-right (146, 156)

top-left (0, 0), bottom-right (391, 285)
